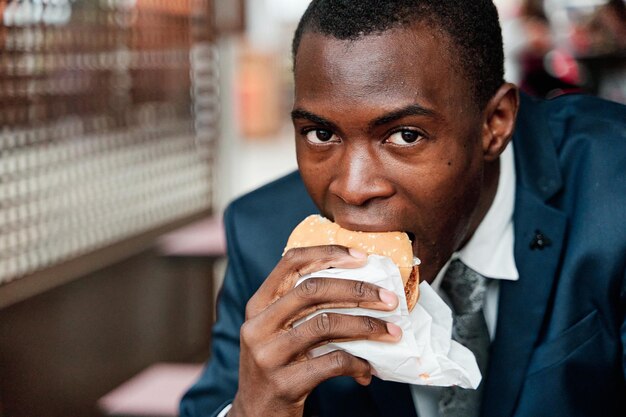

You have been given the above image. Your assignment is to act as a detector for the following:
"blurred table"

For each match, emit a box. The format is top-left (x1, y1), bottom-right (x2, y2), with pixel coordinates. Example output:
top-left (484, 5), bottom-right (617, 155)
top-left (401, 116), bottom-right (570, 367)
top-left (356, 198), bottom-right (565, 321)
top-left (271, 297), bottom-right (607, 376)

top-left (98, 363), bottom-right (204, 417)
top-left (157, 217), bottom-right (226, 257)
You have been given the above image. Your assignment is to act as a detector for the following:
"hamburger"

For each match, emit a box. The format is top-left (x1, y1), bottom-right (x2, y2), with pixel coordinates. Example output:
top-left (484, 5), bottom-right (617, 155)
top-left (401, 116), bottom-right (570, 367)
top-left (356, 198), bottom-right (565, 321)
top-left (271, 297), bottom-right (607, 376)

top-left (284, 215), bottom-right (420, 311)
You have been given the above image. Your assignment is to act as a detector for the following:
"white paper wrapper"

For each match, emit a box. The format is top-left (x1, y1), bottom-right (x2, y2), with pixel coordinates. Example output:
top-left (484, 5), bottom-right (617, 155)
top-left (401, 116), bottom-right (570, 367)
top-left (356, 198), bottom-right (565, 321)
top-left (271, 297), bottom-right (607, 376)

top-left (295, 255), bottom-right (481, 388)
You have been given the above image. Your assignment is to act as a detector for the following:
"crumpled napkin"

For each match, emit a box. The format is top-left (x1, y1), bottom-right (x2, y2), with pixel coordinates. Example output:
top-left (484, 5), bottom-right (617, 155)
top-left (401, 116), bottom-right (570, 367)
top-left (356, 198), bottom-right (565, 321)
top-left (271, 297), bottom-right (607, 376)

top-left (295, 255), bottom-right (481, 388)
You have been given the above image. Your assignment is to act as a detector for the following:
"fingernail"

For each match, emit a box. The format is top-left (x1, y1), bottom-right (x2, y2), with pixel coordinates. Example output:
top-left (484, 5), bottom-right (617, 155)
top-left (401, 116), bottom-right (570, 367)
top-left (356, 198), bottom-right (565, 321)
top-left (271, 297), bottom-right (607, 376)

top-left (386, 322), bottom-right (402, 339)
top-left (379, 288), bottom-right (397, 307)
top-left (348, 248), bottom-right (367, 259)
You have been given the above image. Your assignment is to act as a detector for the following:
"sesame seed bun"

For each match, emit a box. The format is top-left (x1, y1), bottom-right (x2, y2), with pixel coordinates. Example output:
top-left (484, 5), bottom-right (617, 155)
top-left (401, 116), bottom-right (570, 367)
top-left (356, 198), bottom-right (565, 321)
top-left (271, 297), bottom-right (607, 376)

top-left (284, 215), bottom-right (420, 311)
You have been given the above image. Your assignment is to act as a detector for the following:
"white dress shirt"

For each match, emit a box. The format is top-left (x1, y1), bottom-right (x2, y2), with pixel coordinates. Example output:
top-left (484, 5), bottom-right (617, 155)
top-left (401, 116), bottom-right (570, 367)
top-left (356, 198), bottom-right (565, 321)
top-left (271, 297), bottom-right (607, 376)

top-left (410, 143), bottom-right (518, 417)
top-left (219, 145), bottom-right (518, 417)
top-left (218, 403), bottom-right (232, 416)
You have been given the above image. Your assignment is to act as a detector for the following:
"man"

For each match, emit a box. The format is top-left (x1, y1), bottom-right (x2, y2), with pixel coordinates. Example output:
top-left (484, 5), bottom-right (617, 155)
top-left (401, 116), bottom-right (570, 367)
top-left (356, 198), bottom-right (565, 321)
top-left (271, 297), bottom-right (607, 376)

top-left (181, 1), bottom-right (626, 416)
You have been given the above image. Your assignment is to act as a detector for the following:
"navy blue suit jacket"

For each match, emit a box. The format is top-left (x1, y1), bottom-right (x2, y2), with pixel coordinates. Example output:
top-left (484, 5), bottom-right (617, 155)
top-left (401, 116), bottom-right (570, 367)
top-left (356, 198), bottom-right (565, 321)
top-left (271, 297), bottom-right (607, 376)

top-left (180, 94), bottom-right (626, 417)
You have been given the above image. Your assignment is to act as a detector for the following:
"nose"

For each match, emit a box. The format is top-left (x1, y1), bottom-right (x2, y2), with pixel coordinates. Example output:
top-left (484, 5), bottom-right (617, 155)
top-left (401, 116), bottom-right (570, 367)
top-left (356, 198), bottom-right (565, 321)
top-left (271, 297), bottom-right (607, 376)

top-left (328, 145), bottom-right (394, 206)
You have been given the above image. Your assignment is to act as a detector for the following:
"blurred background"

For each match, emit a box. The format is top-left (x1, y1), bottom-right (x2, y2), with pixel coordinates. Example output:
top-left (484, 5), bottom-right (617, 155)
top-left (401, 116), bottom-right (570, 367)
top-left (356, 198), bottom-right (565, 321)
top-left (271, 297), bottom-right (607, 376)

top-left (0, 1), bottom-right (623, 416)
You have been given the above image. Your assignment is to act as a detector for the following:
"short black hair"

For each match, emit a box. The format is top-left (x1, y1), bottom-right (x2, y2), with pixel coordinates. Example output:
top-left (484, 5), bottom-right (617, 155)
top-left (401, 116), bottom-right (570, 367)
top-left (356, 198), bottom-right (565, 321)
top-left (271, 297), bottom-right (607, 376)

top-left (292, 0), bottom-right (505, 109)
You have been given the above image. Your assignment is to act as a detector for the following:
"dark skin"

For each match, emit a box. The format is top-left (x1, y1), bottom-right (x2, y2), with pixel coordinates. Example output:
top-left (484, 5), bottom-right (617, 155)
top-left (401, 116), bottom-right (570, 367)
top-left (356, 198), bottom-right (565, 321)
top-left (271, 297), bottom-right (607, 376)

top-left (230, 24), bottom-right (519, 417)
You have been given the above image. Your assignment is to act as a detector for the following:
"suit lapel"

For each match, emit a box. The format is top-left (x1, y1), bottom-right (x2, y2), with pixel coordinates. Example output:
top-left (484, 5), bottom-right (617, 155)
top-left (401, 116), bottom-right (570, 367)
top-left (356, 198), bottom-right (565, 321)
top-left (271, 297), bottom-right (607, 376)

top-left (368, 377), bottom-right (418, 417)
top-left (482, 187), bottom-right (567, 417)
top-left (483, 94), bottom-right (568, 417)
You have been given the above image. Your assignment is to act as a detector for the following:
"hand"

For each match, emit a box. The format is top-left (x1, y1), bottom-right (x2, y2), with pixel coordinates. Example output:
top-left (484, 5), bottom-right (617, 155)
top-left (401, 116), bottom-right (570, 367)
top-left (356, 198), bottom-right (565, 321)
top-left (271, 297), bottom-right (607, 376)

top-left (229, 245), bottom-right (402, 417)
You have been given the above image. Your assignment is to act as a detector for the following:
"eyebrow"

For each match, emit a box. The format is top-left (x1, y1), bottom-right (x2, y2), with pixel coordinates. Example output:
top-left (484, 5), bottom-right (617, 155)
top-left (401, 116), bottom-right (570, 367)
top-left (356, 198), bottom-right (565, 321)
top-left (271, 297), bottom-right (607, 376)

top-left (291, 109), bottom-right (339, 132)
top-left (291, 103), bottom-right (438, 131)
top-left (370, 104), bottom-right (438, 128)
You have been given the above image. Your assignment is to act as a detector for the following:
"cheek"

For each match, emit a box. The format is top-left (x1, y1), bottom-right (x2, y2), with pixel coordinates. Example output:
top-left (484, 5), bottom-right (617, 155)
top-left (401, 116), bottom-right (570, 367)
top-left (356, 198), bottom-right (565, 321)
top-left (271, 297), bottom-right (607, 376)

top-left (403, 148), bottom-right (483, 245)
top-left (296, 146), bottom-right (332, 206)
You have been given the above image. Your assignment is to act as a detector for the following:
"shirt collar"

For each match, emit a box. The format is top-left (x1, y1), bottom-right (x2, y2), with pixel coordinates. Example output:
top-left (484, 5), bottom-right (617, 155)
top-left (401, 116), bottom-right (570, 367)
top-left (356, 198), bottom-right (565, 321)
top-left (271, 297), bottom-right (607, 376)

top-left (432, 143), bottom-right (519, 290)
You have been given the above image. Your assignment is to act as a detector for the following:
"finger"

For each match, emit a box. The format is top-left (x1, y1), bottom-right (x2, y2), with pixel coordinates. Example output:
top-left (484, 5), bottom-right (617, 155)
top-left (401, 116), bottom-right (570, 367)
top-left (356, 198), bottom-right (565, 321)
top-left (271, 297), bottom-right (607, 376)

top-left (273, 277), bottom-right (398, 328)
top-left (273, 351), bottom-right (373, 402)
top-left (273, 245), bottom-right (368, 298)
top-left (275, 312), bottom-right (402, 361)
top-left (247, 245), bottom-right (368, 318)
top-left (240, 313), bottom-right (385, 378)
top-left (244, 277), bottom-right (398, 345)
top-left (246, 277), bottom-right (398, 338)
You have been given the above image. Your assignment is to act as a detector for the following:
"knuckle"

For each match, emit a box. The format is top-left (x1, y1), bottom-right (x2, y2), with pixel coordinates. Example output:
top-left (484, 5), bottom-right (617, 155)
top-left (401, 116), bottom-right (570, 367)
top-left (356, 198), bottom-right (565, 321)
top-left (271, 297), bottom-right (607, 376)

top-left (329, 351), bottom-right (351, 373)
top-left (239, 320), bottom-right (255, 345)
top-left (320, 244), bottom-right (348, 261)
top-left (244, 300), bottom-right (257, 320)
top-left (322, 244), bottom-right (339, 257)
top-left (297, 277), bottom-right (326, 298)
top-left (361, 316), bottom-right (380, 334)
top-left (282, 247), bottom-right (300, 262)
top-left (250, 345), bottom-right (274, 370)
top-left (314, 313), bottom-right (333, 335)
top-left (352, 280), bottom-right (374, 299)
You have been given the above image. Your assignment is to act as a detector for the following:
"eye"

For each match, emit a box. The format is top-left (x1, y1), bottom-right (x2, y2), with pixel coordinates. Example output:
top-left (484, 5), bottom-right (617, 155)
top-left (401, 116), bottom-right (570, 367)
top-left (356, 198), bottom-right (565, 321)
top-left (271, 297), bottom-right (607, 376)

top-left (304, 129), bottom-right (339, 144)
top-left (386, 129), bottom-right (424, 145)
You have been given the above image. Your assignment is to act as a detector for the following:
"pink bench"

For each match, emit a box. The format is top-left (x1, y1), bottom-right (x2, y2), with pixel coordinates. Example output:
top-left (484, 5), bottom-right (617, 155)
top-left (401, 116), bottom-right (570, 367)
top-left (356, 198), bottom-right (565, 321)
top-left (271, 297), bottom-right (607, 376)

top-left (98, 363), bottom-right (204, 417)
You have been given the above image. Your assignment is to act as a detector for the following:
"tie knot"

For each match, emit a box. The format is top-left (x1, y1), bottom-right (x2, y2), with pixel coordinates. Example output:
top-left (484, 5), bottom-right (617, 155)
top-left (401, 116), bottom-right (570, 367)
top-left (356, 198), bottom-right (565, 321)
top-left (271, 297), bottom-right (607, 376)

top-left (440, 259), bottom-right (488, 315)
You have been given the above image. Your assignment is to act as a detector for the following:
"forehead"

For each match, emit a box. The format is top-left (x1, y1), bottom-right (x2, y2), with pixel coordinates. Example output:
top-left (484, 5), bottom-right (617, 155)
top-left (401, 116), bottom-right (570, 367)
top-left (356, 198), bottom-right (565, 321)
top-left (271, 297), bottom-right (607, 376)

top-left (293, 26), bottom-right (471, 112)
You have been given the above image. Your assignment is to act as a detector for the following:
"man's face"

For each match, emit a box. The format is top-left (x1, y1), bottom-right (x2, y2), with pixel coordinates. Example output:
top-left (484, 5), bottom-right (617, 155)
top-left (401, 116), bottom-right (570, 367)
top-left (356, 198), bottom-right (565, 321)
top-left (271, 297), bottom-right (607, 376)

top-left (292, 26), bottom-right (490, 283)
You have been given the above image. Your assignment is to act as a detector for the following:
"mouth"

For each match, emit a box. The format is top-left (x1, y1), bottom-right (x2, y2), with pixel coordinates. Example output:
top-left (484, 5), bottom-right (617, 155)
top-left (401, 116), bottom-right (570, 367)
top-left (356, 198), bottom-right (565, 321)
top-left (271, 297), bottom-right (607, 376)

top-left (332, 218), bottom-right (395, 233)
top-left (333, 216), bottom-right (420, 257)
top-left (406, 231), bottom-right (420, 258)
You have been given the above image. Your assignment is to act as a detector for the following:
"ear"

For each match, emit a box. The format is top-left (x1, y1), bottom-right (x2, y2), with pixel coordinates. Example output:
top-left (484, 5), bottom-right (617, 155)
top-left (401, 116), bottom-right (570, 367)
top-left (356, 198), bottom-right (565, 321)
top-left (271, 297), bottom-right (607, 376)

top-left (481, 83), bottom-right (519, 162)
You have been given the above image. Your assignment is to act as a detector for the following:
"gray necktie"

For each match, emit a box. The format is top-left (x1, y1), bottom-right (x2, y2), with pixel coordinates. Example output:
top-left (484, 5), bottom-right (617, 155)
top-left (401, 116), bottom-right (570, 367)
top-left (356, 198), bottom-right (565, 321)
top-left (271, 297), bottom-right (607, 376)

top-left (438, 259), bottom-right (490, 417)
